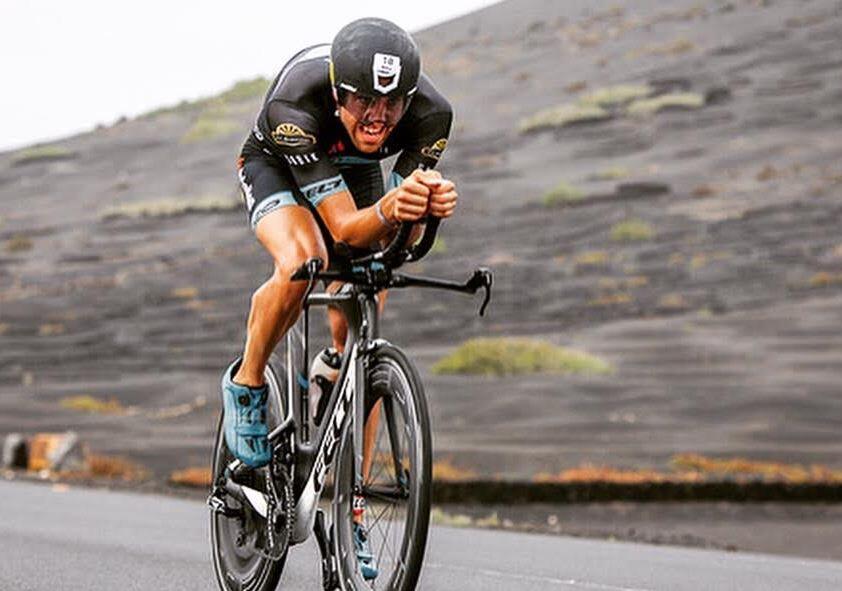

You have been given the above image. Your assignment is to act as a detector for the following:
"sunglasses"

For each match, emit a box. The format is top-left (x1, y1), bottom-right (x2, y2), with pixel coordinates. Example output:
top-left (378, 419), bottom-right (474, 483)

top-left (337, 90), bottom-right (410, 127)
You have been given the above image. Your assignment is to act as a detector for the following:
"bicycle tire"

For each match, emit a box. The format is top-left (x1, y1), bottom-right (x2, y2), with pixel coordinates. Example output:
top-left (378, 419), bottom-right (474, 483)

top-left (210, 354), bottom-right (288, 591)
top-left (332, 343), bottom-right (433, 591)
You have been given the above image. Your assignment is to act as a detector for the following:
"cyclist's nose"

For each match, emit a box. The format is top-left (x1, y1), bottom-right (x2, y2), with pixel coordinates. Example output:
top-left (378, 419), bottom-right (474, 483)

top-left (363, 98), bottom-right (389, 122)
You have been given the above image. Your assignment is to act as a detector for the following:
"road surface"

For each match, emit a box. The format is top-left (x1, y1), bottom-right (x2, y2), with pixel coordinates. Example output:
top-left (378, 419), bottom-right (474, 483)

top-left (1, 479), bottom-right (840, 590)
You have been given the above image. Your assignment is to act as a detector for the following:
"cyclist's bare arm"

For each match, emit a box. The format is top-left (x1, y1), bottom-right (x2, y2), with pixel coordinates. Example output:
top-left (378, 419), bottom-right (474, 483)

top-left (316, 169), bottom-right (446, 248)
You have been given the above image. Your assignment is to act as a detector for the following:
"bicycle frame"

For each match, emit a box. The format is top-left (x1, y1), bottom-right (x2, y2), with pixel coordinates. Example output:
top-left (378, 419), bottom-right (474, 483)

top-left (224, 282), bottom-right (384, 546)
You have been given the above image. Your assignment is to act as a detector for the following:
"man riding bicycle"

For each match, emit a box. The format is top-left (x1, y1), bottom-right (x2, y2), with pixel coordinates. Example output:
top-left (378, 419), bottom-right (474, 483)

top-left (222, 17), bottom-right (456, 580)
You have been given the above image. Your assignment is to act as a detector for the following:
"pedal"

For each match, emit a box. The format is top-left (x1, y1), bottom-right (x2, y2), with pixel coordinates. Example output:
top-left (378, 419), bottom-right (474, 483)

top-left (314, 509), bottom-right (339, 590)
top-left (207, 488), bottom-right (242, 518)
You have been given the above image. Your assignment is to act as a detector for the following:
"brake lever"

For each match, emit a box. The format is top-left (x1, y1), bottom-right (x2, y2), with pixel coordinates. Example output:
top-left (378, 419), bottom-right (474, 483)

top-left (466, 267), bottom-right (493, 316)
top-left (291, 257), bottom-right (324, 300)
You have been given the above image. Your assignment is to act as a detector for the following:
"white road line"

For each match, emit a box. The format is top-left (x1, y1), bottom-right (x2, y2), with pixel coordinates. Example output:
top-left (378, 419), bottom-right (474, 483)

top-left (426, 562), bottom-right (655, 591)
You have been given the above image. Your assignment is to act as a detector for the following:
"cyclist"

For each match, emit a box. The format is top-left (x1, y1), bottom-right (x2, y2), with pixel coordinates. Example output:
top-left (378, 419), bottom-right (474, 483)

top-left (221, 17), bottom-right (456, 579)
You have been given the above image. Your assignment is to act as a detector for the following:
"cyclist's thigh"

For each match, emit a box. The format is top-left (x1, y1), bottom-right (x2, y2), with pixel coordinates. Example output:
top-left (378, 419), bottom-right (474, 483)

top-left (237, 153), bottom-right (326, 265)
top-left (338, 161), bottom-right (384, 209)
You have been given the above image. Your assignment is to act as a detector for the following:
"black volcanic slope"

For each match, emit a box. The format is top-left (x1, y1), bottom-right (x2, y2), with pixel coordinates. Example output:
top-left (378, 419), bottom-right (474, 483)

top-left (1, 0), bottom-right (841, 479)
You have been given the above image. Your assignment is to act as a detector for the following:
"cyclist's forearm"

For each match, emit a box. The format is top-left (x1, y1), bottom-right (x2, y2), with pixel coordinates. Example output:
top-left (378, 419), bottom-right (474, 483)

top-left (331, 192), bottom-right (399, 248)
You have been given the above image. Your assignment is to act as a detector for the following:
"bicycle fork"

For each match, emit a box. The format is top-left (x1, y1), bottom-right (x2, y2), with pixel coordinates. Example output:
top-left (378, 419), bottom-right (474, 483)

top-left (314, 509), bottom-right (339, 590)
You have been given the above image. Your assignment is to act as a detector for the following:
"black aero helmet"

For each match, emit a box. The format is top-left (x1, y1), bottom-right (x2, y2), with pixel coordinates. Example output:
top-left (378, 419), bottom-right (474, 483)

top-left (330, 18), bottom-right (421, 99)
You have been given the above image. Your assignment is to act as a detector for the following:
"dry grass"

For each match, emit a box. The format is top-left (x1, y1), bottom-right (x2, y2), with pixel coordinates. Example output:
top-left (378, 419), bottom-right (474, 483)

top-left (519, 103), bottom-right (610, 133)
top-left (590, 166), bottom-right (630, 181)
top-left (578, 84), bottom-right (652, 108)
top-left (84, 453), bottom-right (149, 481)
top-left (564, 80), bottom-right (588, 94)
top-left (588, 293), bottom-right (633, 307)
top-left (535, 464), bottom-right (672, 484)
top-left (432, 338), bottom-right (612, 377)
top-left (60, 395), bottom-right (127, 415)
top-left (658, 293), bottom-right (690, 310)
top-left (100, 194), bottom-right (238, 220)
top-left (627, 93), bottom-right (705, 116)
top-left (430, 507), bottom-right (473, 527)
top-left (432, 458), bottom-right (479, 482)
top-left (627, 37), bottom-right (696, 59)
top-left (692, 184), bottom-right (719, 198)
top-left (38, 323), bottom-right (65, 336)
top-left (672, 453), bottom-right (842, 483)
top-left (171, 286), bottom-right (199, 299)
top-left (610, 219), bottom-right (654, 242)
top-left (170, 466), bottom-right (213, 488)
top-left (624, 275), bottom-right (649, 288)
top-left (808, 272), bottom-right (842, 288)
top-left (534, 454), bottom-right (842, 484)
top-left (756, 165), bottom-right (781, 182)
top-left (575, 251), bottom-right (610, 267)
top-left (5, 234), bottom-right (33, 253)
top-left (690, 251), bottom-right (730, 270)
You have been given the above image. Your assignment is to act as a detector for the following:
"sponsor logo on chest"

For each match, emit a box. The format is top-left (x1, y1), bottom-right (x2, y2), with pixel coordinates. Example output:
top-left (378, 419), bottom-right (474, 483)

top-left (271, 122), bottom-right (316, 148)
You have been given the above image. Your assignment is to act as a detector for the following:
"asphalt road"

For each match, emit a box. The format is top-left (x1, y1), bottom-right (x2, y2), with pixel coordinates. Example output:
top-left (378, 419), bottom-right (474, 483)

top-left (1, 479), bottom-right (841, 590)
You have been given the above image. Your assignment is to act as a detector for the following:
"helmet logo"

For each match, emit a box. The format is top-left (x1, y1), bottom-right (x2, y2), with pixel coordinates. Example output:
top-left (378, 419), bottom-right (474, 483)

top-left (372, 53), bottom-right (401, 94)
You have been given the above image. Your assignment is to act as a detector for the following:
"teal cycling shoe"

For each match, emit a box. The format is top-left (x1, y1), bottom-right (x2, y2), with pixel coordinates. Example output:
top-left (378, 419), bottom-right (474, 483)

top-left (221, 359), bottom-right (271, 468)
top-left (353, 522), bottom-right (379, 580)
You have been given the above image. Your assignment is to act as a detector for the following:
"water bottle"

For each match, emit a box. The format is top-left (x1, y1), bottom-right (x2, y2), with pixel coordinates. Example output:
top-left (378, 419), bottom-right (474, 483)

top-left (309, 347), bottom-right (341, 426)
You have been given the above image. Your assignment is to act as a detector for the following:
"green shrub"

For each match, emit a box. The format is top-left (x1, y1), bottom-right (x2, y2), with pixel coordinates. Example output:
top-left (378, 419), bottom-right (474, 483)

top-left (544, 181), bottom-right (584, 205)
top-left (610, 219), bottom-right (654, 242)
top-left (181, 103), bottom-right (240, 143)
top-left (13, 145), bottom-right (76, 166)
top-left (519, 103), bottom-right (610, 133)
top-left (432, 338), bottom-right (612, 376)
top-left (627, 92), bottom-right (705, 116)
top-left (142, 77), bottom-right (270, 121)
top-left (217, 77), bottom-right (270, 103)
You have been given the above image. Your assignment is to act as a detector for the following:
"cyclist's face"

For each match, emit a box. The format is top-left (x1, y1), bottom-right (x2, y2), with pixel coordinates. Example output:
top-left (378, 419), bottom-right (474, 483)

top-left (337, 91), bottom-right (408, 153)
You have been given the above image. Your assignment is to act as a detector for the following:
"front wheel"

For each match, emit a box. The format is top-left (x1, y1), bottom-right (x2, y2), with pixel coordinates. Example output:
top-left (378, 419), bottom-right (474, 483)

top-left (333, 344), bottom-right (433, 590)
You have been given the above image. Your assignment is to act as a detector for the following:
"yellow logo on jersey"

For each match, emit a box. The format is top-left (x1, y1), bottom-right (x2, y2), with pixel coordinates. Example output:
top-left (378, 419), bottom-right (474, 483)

top-left (271, 123), bottom-right (316, 148)
top-left (421, 138), bottom-right (448, 160)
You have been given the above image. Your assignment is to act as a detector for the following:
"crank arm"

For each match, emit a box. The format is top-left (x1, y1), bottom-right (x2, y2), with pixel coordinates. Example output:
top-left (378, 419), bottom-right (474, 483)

top-left (222, 476), bottom-right (270, 519)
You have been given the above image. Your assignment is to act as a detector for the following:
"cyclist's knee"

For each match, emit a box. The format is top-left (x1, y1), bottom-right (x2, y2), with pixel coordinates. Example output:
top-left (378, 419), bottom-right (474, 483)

top-left (271, 242), bottom-right (328, 292)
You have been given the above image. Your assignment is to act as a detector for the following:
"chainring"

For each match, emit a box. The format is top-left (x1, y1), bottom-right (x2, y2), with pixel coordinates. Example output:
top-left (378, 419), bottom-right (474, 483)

top-left (255, 459), bottom-right (294, 561)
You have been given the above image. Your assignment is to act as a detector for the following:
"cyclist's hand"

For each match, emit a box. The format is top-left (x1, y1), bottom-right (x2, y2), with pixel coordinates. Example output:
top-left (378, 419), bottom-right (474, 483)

top-left (392, 170), bottom-right (433, 222)
top-left (427, 178), bottom-right (457, 219)
top-left (416, 170), bottom-right (457, 219)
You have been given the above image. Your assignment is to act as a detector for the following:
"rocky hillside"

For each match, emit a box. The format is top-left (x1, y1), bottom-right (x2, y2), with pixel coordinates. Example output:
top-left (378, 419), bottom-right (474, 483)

top-left (1, 0), bottom-right (841, 479)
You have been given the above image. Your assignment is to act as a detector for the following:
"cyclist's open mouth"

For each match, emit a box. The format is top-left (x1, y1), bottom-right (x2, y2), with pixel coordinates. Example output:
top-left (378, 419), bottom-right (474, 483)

top-left (359, 121), bottom-right (388, 144)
